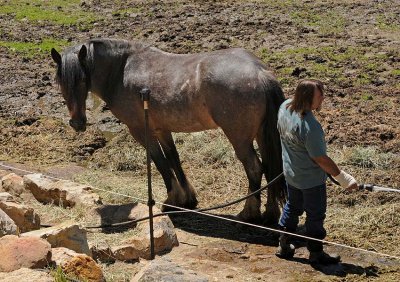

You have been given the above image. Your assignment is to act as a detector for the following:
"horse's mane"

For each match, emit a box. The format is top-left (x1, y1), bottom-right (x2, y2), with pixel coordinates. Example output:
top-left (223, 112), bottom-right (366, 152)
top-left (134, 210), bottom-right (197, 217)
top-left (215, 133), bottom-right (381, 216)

top-left (88, 38), bottom-right (149, 52)
top-left (58, 38), bottom-right (148, 96)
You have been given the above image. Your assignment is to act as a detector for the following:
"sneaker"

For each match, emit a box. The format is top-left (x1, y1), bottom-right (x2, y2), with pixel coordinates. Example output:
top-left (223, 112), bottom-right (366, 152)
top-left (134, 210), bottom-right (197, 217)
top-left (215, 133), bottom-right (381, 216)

top-left (275, 234), bottom-right (295, 259)
top-left (276, 244), bottom-right (295, 259)
top-left (309, 251), bottom-right (341, 264)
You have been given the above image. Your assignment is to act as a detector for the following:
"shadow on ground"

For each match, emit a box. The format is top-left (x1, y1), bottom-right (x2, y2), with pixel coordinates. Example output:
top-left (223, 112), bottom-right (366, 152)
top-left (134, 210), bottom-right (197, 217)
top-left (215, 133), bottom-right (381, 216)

top-left (169, 212), bottom-right (278, 245)
top-left (169, 212), bottom-right (382, 279)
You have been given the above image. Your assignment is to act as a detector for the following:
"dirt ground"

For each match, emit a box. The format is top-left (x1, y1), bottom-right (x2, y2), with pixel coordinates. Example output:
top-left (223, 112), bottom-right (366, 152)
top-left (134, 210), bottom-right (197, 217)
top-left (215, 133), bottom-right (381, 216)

top-left (0, 0), bottom-right (399, 281)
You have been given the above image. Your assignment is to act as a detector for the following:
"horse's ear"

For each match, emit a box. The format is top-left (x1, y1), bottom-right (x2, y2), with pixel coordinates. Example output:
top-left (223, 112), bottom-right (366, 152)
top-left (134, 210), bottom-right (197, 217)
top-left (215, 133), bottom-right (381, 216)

top-left (78, 45), bottom-right (87, 64)
top-left (51, 48), bottom-right (61, 66)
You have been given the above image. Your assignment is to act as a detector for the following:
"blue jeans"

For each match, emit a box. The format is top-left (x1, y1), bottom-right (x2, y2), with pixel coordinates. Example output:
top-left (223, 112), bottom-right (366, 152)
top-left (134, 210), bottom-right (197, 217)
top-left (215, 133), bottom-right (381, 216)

top-left (279, 182), bottom-right (327, 252)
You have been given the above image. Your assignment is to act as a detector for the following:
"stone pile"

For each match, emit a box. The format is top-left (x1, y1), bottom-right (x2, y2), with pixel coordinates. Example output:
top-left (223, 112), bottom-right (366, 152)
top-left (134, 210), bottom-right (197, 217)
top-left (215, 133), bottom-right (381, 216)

top-left (0, 168), bottom-right (180, 281)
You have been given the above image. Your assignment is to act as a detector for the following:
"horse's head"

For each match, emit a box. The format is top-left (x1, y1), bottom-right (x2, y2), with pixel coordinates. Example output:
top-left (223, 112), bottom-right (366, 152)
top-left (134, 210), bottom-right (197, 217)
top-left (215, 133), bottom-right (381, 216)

top-left (51, 45), bottom-right (90, 132)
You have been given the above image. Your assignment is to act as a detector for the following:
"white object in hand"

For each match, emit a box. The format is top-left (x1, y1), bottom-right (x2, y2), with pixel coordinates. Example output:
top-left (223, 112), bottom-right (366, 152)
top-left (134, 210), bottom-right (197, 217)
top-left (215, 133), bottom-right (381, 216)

top-left (334, 170), bottom-right (357, 189)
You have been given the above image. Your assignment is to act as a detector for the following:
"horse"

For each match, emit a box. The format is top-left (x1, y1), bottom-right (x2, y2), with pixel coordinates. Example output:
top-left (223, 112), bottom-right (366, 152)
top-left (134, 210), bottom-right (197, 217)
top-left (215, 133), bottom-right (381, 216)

top-left (51, 38), bottom-right (285, 224)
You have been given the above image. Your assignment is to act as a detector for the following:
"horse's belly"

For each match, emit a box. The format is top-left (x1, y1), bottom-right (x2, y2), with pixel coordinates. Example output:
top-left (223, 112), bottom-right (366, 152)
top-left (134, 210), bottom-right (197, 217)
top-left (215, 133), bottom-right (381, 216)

top-left (158, 113), bottom-right (219, 133)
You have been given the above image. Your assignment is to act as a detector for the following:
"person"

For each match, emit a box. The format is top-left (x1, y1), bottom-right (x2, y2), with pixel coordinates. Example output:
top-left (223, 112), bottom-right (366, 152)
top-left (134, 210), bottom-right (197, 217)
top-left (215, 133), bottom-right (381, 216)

top-left (275, 79), bottom-right (358, 264)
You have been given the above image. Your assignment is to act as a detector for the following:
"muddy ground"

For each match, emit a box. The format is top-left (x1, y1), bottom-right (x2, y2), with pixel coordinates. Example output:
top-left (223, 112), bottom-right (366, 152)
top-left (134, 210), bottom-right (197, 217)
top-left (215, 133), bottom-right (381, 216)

top-left (0, 0), bottom-right (399, 281)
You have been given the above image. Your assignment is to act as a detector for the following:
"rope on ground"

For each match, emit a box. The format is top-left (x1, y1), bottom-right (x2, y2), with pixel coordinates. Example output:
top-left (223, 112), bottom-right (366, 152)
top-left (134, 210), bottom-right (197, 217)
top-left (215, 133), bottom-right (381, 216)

top-left (1, 162), bottom-right (399, 261)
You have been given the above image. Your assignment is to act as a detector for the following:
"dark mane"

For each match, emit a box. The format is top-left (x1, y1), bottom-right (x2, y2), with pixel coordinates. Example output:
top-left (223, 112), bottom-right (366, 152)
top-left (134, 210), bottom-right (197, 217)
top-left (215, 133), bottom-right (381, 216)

top-left (57, 38), bottom-right (149, 97)
top-left (57, 44), bottom-right (86, 98)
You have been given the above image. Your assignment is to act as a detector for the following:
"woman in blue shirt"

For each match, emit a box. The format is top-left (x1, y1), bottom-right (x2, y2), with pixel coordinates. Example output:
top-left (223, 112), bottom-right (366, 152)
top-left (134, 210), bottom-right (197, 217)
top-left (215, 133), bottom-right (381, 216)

top-left (276, 79), bottom-right (358, 264)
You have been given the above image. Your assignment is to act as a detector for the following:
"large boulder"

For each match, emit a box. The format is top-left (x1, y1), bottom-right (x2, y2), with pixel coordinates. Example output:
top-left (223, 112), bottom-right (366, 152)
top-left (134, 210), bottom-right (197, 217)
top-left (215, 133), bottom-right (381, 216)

top-left (0, 235), bottom-right (52, 272)
top-left (23, 173), bottom-right (102, 207)
top-left (0, 268), bottom-right (53, 282)
top-left (52, 247), bottom-right (105, 282)
top-left (21, 221), bottom-right (91, 255)
top-left (131, 257), bottom-right (208, 282)
top-left (0, 208), bottom-right (17, 236)
top-left (0, 200), bottom-right (40, 232)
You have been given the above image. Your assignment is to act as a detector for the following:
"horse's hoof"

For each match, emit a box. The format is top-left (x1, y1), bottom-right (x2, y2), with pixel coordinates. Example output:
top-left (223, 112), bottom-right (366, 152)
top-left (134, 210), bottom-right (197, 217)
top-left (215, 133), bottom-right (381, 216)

top-left (184, 199), bottom-right (198, 210)
top-left (262, 211), bottom-right (279, 226)
top-left (161, 203), bottom-right (179, 213)
top-left (236, 211), bottom-right (262, 224)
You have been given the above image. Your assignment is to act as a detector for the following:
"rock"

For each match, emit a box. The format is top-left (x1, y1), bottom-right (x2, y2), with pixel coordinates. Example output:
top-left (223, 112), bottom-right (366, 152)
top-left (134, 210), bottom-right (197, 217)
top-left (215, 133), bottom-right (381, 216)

top-left (0, 201), bottom-right (40, 232)
top-left (0, 169), bottom-right (10, 177)
top-left (53, 247), bottom-right (105, 282)
top-left (95, 203), bottom-right (178, 259)
top-left (23, 173), bottom-right (54, 203)
top-left (24, 173), bottom-right (102, 207)
top-left (111, 244), bottom-right (140, 262)
top-left (1, 173), bottom-right (24, 196)
top-left (131, 257), bottom-right (208, 282)
top-left (130, 207), bottom-right (179, 259)
top-left (0, 208), bottom-right (18, 236)
top-left (22, 221), bottom-right (91, 255)
top-left (0, 191), bottom-right (14, 202)
top-left (0, 169), bottom-right (10, 191)
top-left (90, 244), bottom-right (115, 263)
top-left (0, 268), bottom-right (53, 282)
top-left (0, 235), bottom-right (52, 272)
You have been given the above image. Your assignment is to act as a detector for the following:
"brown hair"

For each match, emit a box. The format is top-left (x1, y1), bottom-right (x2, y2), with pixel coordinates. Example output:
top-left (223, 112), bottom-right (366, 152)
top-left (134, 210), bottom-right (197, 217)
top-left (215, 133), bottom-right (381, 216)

top-left (288, 79), bottom-right (324, 116)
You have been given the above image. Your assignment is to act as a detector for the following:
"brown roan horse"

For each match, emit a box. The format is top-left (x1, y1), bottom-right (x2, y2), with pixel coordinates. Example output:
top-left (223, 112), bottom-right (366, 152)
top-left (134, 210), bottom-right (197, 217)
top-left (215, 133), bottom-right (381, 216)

top-left (51, 38), bottom-right (285, 224)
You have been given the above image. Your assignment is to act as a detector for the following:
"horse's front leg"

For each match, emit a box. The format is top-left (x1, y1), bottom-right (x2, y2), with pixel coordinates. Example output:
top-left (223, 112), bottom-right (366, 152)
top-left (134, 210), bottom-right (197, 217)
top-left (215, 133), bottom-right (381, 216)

top-left (157, 131), bottom-right (198, 209)
top-left (128, 128), bottom-right (188, 211)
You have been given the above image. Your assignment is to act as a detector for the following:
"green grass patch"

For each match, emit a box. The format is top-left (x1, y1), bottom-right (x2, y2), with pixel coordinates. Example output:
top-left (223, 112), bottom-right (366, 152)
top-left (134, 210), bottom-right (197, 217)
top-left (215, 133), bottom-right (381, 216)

top-left (290, 11), bottom-right (346, 36)
top-left (391, 69), bottom-right (400, 76)
top-left (376, 13), bottom-right (400, 31)
top-left (0, 38), bottom-right (69, 58)
top-left (52, 266), bottom-right (69, 282)
top-left (258, 45), bottom-right (390, 86)
top-left (0, 0), bottom-right (98, 25)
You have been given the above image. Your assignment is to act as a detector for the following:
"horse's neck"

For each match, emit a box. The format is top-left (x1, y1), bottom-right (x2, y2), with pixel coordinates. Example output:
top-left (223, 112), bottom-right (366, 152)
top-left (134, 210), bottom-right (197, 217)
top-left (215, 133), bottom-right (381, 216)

top-left (90, 49), bottom-right (129, 100)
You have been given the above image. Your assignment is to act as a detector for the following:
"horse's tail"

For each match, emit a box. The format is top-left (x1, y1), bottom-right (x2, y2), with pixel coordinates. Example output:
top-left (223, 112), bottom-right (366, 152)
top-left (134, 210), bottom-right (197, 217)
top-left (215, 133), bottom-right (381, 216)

top-left (258, 75), bottom-right (286, 223)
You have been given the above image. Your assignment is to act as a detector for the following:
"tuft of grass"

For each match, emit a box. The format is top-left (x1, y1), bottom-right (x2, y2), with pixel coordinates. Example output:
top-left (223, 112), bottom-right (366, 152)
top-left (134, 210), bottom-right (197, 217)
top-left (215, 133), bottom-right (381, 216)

top-left (52, 266), bottom-right (68, 282)
top-left (361, 94), bottom-right (373, 101)
top-left (175, 131), bottom-right (236, 166)
top-left (0, 0), bottom-right (98, 25)
top-left (338, 146), bottom-right (396, 169)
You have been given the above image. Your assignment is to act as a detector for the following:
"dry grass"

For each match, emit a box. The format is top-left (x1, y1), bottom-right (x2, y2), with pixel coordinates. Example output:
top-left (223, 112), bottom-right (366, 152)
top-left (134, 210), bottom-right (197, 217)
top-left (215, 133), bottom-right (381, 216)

top-left (1, 116), bottom-right (399, 280)
top-left (0, 117), bottom-right (106, 165)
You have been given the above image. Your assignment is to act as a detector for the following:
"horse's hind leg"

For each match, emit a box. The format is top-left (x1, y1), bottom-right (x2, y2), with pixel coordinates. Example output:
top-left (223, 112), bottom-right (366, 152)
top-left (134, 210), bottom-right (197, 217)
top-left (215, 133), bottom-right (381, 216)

top-left (256, 133), bottom-right (282, 226)
top-left (157, 131), bottom-right (198, 209)
top-left (223, 132), bottom-right (263, 222)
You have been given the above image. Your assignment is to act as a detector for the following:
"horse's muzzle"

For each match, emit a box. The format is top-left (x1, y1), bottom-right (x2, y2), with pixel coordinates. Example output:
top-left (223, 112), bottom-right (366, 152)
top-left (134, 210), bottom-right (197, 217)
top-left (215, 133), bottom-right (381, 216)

top-left (69, 119), bottom-right (87, 132)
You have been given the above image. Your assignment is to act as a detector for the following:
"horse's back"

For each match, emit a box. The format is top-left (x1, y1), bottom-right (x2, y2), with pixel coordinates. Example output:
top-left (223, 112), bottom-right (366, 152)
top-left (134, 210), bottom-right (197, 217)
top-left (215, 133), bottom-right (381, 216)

top-left (122, 44), bottom-right (280, 133)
